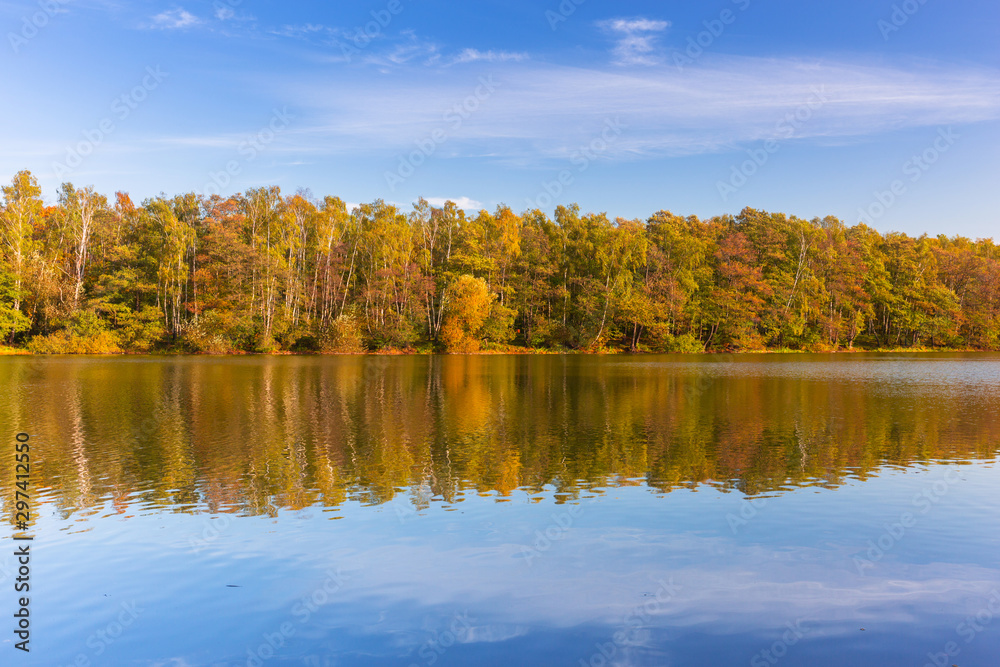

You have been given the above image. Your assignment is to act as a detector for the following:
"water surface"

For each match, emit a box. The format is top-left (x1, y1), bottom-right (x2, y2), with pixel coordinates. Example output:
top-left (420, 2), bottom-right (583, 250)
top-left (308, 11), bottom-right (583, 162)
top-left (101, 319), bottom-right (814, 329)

top-left (1, 353), bottom-right (999, 666)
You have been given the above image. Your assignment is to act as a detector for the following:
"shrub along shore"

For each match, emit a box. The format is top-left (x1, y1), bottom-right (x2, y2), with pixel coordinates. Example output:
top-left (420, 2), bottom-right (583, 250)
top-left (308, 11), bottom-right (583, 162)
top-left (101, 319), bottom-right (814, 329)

top-left (1, 170), bottom-right (997, 354)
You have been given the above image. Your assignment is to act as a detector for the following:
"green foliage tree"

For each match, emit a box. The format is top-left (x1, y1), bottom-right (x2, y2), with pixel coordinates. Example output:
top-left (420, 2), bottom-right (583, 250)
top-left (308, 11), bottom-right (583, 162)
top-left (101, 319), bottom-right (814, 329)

top-left (0, 264), bottom-right (30, 342)
top-left (0, 170), bottom-right (42, 313)
top-left (0, 170), bottom-right (994, 354)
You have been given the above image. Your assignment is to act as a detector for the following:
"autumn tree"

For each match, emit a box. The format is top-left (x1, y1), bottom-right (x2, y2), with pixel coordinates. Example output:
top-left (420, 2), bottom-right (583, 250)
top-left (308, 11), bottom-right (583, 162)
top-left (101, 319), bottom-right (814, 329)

top-left (0, 169), bottom-right (993, 354)
top-left (0, 170), bottom-right (42, 313)
top-left (440, 275), bottom-right (494, 353)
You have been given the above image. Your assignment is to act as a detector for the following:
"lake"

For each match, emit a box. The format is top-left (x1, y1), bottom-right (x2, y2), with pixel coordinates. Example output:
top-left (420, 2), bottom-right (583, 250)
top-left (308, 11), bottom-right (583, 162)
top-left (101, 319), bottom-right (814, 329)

top-left (2, 353), bottom-right (999, 666)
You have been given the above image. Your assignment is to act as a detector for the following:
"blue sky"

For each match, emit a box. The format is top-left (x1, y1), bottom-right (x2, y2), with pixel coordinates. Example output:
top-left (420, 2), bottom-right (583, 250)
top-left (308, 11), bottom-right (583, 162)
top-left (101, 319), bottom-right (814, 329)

top-left (2, 0), bottom-right (998, 237)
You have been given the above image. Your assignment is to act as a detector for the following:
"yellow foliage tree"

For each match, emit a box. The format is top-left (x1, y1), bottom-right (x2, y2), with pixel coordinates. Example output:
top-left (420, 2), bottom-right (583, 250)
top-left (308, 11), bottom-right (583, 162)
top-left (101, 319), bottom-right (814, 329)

top-left (440, 275), bottom-right (494, 352)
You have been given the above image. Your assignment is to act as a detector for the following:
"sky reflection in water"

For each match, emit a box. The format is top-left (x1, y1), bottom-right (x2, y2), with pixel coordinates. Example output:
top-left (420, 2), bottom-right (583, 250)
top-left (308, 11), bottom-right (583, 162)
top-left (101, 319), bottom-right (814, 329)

top-left (1, 353), bottom-right (998, 666)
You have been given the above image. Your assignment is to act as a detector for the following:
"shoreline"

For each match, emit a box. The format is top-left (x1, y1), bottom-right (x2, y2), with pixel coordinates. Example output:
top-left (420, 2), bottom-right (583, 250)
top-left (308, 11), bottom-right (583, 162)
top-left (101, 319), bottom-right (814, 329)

top-left (1, 346), bottom-right (995, 357)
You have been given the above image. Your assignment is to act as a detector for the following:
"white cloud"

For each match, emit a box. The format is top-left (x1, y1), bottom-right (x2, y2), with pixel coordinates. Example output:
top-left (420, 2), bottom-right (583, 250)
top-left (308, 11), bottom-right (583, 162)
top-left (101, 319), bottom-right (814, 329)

top-left (424, 197), bottom-right (483, 210)
top-left (376, 39), bottom-right (441, 67)
top-left (451, 49), bottom-right (528, 65)
top-left (152, 8), bottom-right (200, 29)
top-left (268, 25), bottom-right (524, 72)
top-left (125, 56), bottom-right (1000, 181)
top-left (215, 6), bottom-right (235, 21)
top-left (340, 30), bottom-right (442, 70)
top-left (602, 18), bottom-right (672, 34)
top-left (599, 17), bottom-right (671, 66)
top-left (270, 23), bottom-right (328, 39)
top-left (275, 56), bottom-right (1000, 163)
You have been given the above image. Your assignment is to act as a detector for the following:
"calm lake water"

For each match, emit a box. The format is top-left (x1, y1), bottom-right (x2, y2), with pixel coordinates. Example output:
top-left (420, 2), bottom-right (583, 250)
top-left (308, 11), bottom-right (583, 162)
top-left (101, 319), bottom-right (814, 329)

top-left (2, 353), bottom-right (999, 666)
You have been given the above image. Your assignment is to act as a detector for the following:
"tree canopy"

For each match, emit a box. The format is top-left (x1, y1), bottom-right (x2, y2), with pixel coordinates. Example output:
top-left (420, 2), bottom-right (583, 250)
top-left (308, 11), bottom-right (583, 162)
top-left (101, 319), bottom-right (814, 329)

top-left (2, 170), bottom-right (997, 353)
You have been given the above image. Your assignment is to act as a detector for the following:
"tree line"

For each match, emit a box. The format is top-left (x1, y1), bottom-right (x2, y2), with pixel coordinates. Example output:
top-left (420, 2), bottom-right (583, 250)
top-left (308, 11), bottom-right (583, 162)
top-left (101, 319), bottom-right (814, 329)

top-left (1, 169), bottom-right (997, 353)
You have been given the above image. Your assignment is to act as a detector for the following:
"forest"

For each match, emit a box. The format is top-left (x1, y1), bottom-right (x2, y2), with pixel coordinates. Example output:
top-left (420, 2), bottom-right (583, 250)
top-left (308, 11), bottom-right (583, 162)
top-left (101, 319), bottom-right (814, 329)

top-left (1, 169), bottom-right (997, 354)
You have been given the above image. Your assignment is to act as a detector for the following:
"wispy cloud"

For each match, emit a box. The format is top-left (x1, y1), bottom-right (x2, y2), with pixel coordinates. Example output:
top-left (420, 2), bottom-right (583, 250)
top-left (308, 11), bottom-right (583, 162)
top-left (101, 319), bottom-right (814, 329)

top-left (151, 8), bottom-right (200, 29)
top-left (450, 49), bottom-right (528, 65)
top-left (269, 23), bottom-right (328, 40)
top-left (274, 56), bottom-right (1000, 163)
top-left (264, 24), bottom-right (524, 71)
top-left (425, 196), bottom-right (483, 210)
top-left (59, 49), bottom-right (999, 179)
top-left (267, 25), bottom-right (442, 69)
top-left (367, 33), bottom-right (441, 68)
top-left (599, 17), bottom-right (671, 66)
